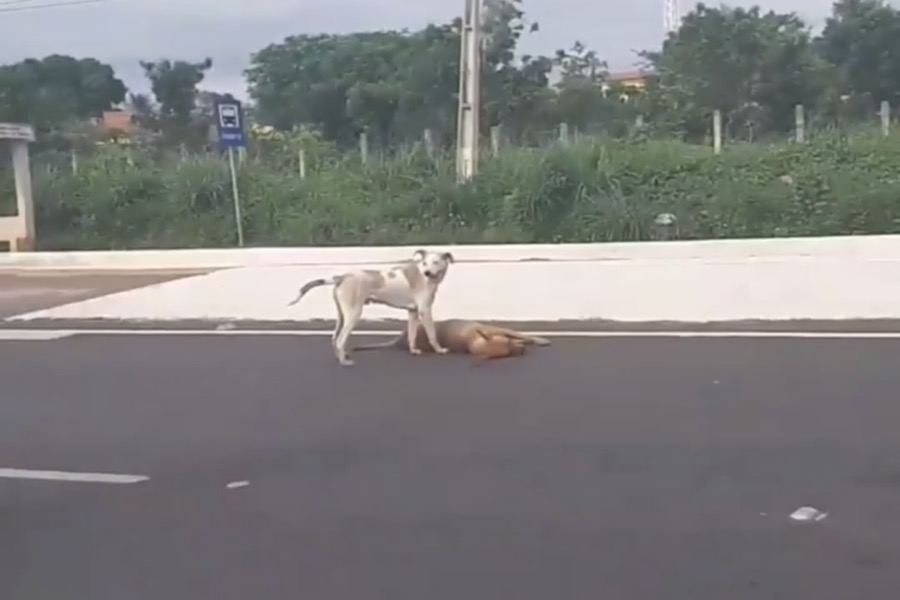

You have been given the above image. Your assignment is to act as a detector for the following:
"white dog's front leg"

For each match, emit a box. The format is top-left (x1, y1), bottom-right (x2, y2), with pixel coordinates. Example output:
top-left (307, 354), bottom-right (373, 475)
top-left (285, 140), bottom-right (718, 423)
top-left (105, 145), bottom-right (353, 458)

top-left (419, 307), bottom-right (448, 354)
top-left (406, 309), bottom-right (422, 355)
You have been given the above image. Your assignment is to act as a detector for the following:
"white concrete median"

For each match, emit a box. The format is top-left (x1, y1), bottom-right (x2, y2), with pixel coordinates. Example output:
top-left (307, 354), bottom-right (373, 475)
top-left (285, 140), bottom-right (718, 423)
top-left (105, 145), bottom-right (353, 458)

top-left (6, 234), bottom-right (900, 323)
top-left (3, 233), bottom-right (900, 270)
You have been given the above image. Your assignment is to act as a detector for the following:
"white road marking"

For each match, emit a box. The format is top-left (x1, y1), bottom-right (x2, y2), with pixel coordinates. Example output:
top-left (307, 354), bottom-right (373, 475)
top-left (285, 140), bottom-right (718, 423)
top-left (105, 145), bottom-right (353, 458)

top-left (0, 329), bottom-right (76, 340)
top-left (0, 328), bottom-right (900, 339)
top-left (226, 480), bottom-right (250, 489)
top-left (0, 467), bottom-right (149, 484)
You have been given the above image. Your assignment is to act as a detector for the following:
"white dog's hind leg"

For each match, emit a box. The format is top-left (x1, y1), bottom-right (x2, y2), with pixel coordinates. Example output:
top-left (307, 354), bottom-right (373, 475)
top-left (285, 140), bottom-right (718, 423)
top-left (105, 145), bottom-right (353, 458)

top-left (333, 296), bottom-right (364, 366)
top-left (331, 286), bottom-right (343, 354)
top-left (406, 309), bottom-right (422, 355)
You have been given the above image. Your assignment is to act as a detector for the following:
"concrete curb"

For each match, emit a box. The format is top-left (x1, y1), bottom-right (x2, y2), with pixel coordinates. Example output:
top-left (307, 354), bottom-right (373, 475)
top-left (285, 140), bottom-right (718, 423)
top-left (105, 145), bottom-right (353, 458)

top-left (4, 234), bottom-right (900, 270)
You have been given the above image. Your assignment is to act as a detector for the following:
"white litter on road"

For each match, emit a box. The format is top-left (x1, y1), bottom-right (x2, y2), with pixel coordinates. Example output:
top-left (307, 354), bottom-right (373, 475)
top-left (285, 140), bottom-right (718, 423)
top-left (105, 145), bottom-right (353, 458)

top-left (790, 506), bottom-right (828, 522)
top-left (0, 467), bottom-right (149, 484)
top-left (226, 480), bottom-right (250, 489)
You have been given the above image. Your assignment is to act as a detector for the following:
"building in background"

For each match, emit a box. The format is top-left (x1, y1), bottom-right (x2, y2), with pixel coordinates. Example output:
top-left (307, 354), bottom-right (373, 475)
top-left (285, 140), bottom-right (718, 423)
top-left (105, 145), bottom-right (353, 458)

top-left (99, 110), bottom-right (137, 136)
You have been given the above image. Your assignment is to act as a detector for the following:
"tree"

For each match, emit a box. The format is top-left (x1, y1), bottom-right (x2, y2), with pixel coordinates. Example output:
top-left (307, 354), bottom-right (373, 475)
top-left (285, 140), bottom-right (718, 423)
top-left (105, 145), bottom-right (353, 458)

top-left (640, 3), bottom-right (828, 140)
top-left (245, 0), bottom-right (558, 148)
top-left (246, 28), bottom-right (461, 148)
top-left (817, 0), bottom-right (900, 104)
top-left (126, 92), bottom-right (157, 128)
top-left (139, 57), bottom-right (213, 140)
top-left (548, 41), bottom-right (639, 137)
top-left (478, 0), bottom-right (554, 139)
top-left (0, 55), bottom-right (126, 132)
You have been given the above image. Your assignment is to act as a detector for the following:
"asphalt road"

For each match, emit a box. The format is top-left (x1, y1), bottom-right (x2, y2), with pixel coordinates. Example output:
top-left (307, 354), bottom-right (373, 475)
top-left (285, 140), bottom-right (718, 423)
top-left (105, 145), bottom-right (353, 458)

top-left (0, 269), bottom-right (208, 318)
top-left (2, 334), bottom-right (900, 600)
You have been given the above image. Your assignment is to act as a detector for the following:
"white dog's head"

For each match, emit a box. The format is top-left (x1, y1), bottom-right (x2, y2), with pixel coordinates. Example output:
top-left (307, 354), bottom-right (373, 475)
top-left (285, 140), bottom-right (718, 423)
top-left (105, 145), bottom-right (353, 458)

top-left (412, 248), bottom-right (454, 282)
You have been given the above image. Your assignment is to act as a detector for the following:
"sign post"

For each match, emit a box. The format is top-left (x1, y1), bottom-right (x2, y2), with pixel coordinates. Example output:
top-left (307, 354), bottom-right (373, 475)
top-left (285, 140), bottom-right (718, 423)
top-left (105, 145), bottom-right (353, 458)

top-left (214, 99), bottom-right (247, 246)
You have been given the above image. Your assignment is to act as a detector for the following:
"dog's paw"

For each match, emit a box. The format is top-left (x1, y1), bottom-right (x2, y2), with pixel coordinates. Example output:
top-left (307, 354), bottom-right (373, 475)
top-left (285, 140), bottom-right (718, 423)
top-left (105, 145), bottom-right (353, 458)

top-left (434, 347), bottom-right (449, 354)
top-left (409, 348), bottom-right (423, 356)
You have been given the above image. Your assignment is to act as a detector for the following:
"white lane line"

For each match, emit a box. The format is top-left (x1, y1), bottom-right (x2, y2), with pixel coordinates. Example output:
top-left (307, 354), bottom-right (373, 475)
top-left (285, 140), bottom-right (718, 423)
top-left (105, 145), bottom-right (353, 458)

top-left (0, 329), bottom-right (76, 340)
top-left (521, 330), bottom-right (900, 338)
top-left (2, 328), bottom-right (900, 339)
top-left (0, 467), bottom-right (149, 484)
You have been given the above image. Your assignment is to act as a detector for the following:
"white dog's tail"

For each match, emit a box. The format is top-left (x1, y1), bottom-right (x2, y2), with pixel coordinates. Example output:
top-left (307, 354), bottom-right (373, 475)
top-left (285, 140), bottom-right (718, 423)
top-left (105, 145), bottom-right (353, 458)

top-left (287, 275), bottom-right (342, 306)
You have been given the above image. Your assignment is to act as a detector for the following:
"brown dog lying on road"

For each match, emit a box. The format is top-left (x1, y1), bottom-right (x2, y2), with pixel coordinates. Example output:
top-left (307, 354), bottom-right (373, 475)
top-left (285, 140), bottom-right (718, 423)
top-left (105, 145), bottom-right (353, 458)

top-left (353, 319), bottom-right (550, 361)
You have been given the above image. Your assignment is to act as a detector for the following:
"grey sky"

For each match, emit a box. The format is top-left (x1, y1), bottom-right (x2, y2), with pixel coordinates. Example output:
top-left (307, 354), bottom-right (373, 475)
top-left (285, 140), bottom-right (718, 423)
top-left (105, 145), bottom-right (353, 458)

top-left (0, 0), bottom-right (835, 101)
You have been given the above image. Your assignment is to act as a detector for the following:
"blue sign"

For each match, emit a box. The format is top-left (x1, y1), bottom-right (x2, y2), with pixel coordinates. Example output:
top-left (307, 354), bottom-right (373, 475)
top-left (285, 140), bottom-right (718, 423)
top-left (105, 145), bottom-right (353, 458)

top-left (214, 99), bottom-right (246, 149)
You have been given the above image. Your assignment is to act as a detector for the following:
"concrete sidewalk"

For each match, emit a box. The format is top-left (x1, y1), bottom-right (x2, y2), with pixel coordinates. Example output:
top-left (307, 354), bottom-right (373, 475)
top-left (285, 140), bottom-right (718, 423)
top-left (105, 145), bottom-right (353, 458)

top-left (6, 257), bottom-right (900, 326)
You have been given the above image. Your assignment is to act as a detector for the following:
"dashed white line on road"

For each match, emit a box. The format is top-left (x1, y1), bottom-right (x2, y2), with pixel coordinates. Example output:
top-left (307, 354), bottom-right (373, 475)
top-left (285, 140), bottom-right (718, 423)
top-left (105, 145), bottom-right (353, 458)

top-left (0, 467), bottom-right (149, 484)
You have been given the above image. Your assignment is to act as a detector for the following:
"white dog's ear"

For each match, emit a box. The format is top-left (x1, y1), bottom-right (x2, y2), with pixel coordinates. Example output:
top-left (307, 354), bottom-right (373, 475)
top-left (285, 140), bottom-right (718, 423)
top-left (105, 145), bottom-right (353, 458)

top-left (412, 249), bottom-right (427, 261)
top-left (442, 252), bottom-right (455, 263)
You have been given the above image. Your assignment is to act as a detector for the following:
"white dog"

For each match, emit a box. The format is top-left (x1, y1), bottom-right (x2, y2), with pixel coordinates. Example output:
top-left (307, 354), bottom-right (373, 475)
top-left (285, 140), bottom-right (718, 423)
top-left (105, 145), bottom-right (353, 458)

top-left (287, 249), bottom-right (455, 366)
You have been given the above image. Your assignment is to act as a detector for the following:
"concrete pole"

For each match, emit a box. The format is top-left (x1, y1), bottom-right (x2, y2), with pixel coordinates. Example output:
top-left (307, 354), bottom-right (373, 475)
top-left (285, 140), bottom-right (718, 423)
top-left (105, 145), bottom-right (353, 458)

top-left (456, 0), bottom-right (481, 182)
top-left (11, 141), bottom-right (35, 242)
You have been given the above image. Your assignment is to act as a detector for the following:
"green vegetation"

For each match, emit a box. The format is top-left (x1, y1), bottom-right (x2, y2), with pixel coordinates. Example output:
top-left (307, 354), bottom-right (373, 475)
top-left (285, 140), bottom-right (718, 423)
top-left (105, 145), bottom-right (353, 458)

top-left (22, 126), bottom-right (900, 250)
top-left (4, 0), bottom-right (900, 249)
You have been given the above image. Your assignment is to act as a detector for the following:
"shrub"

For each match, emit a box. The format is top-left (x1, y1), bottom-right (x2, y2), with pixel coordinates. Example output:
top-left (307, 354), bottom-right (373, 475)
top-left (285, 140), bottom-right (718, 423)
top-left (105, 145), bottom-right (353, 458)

top-left (22, 127), bottom-right (900, 250)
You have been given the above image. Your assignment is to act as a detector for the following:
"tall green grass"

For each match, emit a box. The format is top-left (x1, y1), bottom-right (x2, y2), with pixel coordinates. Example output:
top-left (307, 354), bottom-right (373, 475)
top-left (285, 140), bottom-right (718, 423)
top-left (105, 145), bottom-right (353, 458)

top-left (22, 128), bottom-right (900, 250)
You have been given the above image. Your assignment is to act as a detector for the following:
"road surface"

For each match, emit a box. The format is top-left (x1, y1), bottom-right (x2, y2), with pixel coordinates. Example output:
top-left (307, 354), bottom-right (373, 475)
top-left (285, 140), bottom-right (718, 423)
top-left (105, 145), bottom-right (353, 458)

top-left (1, 334), bottom-right (899, 599)
top-left (0, 269), bottom-right (208, 318)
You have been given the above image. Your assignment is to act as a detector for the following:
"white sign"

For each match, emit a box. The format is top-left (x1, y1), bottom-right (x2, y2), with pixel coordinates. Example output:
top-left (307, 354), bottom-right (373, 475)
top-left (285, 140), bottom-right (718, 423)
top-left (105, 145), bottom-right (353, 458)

top-left (217, 104), bottom-right (240, 129)
top-left (0, 123), bottom-right (35, 142)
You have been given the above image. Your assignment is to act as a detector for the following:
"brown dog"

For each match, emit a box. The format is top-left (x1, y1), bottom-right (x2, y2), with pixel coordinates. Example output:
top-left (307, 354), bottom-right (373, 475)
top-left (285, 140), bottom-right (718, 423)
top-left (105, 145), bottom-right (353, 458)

top-left (353, 319), bottom-right (550, 361)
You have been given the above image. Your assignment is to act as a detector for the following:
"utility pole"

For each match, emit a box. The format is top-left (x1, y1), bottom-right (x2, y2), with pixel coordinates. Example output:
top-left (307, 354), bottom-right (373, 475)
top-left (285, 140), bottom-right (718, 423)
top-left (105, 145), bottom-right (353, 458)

top-left (663, 0), bottom-right (680, 35)
top-left (456, 0), bottom-right (482, 182)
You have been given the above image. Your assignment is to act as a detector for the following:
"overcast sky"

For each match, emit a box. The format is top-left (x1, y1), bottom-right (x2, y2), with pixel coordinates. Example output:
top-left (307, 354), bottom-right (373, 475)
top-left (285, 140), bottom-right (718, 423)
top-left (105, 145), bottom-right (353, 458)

top-left (0, 0), bottom-right (837, 100)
